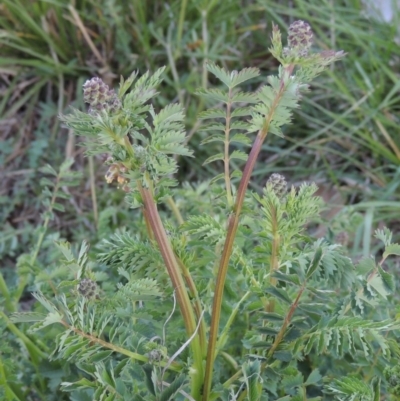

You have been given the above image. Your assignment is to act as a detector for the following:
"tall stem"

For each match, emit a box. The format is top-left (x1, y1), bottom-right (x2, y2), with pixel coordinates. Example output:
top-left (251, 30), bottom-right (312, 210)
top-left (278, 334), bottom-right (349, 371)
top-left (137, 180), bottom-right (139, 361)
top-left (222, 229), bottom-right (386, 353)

top-left (202, 65), bottom-right (295, 401)
top-left (140, 187), bottom-right (203, 400)
top-left (202, 133), bottom-right (264, 400)
top-left (224, 88), bottom-right (233, 206)
top-left (201, 8), bottom-right (209, 91)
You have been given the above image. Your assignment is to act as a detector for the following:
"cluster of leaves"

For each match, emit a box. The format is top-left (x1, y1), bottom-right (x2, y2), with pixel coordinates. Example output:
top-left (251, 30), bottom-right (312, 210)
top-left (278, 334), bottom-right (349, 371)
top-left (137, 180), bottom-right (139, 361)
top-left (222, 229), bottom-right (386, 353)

top-left (8, 172), bottom-right (400, 401)
top-left (0, 161), bottom-right (84, 401)
top-left (61, 68), bottom-right (193, 205)
top-left (3, 21), bottom-right (400, 401)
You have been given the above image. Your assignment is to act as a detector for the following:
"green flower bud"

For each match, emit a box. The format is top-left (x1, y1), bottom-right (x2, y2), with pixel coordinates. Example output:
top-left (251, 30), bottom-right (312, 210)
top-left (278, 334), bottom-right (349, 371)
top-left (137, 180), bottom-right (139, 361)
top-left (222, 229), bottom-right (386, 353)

top-left (147, 349), bottom-right (164, 362)
top-left (145, 342), bottom-right (168, 363)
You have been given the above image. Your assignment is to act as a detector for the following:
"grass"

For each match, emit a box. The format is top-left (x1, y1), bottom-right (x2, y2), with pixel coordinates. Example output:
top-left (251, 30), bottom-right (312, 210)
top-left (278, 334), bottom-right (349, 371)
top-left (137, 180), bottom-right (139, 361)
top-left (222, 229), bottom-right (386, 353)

top-left (0, 0), bottom-right (399, 399)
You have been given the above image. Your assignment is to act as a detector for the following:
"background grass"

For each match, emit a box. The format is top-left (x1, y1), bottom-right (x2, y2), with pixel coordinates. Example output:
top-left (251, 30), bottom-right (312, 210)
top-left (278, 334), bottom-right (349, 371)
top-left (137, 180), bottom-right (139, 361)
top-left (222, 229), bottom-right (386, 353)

top-left (1, 0), bottom-right (399, 263)
top-left (0, 0), bottom-right (399, 399)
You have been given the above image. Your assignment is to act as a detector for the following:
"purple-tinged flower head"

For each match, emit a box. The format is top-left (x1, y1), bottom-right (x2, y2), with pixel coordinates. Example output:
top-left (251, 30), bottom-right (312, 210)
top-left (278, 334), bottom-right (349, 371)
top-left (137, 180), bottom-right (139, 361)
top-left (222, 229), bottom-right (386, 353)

top-left (83, 77), bottom-right (121, 113)
top-left (335, 231), bottom-right (349, 247)
top-left (282, 20), bottom-right (314, 58)
top-left (267, 173), bottom-right (287, 199)
top-left (77, 278), bottom-right (98, 299)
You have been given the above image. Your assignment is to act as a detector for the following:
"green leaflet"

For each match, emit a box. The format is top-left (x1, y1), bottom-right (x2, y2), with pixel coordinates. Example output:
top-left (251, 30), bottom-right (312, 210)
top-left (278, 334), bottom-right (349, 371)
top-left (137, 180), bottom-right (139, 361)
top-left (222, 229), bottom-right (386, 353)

top-left (207, 62), bottom-right (260, 89)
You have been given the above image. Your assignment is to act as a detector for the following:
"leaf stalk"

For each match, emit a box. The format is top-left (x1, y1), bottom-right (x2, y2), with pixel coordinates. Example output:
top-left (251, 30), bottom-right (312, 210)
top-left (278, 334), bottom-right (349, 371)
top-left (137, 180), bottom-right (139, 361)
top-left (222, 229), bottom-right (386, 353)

top-left (202, 64), bottom-right (295, 401)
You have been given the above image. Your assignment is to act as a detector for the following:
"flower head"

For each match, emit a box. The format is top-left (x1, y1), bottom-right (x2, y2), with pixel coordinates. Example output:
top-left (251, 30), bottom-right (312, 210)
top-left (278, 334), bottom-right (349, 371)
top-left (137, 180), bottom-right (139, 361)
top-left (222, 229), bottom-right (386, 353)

top-left (281, 20), bottom-right (314, 59)
top-left (83, 77), bottom-right (121, 113)
top-left (287, 20), bottom-right (313, 56)
top-left (266, 173), bottom-right (287, 199)
top-left (77, 278), bottom-right (98, 299)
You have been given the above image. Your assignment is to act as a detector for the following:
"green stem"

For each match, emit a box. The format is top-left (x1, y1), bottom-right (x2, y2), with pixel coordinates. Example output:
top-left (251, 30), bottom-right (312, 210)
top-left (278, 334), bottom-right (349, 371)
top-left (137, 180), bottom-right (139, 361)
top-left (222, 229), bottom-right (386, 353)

top-left (0, 272), bottom-right (14, 312)
top-left (216, 291), bottom-right (250, 353)
top-left (88, 155), bottom-right (98, 228)
top-left (176, 0), bottom-right (188, 56)
top-left (0, 354), bottom-right (25, 401)
top-left (59, 320), bottom-right (181, 372)
top-left (223, 368), bottom-right (243, 389)
top-left (267, 284), bottom-right (305, 358)
top-left (237, 389), bottom-right (247, 401)
top-left (267, 205), bottom-right (280, 313)
top-left (202, 133), bottom-right (265, 400)
top-left (166, 40), bottom-right (184, 105)
top-left (0, 311), bottom-right (48, 364)
top-left (202, 65), bottom-right (295, 401)
top-left (224, 88), bottom-right (233, 207)
top-left (269, 207), bottom-right (280, 286)
top-left (142, 206), bottom-right (155, 241)
top-left (140, 187), bottom-right (203, 400)
top-left (166, 196), bottom-right (185, 225)
top-left (123, 136), bottom-right (135, 158)
top-left (201, 9), bottom-right (209, 90)
top-left (176, 257), bottom-right (207, 357)
top-left (220, 351), bottom-right (238, 371)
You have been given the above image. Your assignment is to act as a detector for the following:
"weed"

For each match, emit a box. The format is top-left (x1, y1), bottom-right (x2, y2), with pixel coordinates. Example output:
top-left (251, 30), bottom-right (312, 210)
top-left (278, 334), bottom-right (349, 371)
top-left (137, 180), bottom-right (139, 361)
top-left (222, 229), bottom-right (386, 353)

top-left (6, 21), bottom-right (400, 401)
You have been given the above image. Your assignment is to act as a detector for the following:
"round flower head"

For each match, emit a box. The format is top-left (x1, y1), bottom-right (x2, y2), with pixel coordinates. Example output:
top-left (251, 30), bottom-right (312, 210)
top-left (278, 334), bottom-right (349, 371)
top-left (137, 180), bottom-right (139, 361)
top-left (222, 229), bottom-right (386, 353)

top-left (83, 77), bottom-right (121, 113)
top-left (77, 278), bottom-right (98, 299)
top-left (335, 231), bottom-right (349, 247)
top-left (266, 173), bottom-right (287, 199)
top-left (287, 20), bottom-right (313, 57)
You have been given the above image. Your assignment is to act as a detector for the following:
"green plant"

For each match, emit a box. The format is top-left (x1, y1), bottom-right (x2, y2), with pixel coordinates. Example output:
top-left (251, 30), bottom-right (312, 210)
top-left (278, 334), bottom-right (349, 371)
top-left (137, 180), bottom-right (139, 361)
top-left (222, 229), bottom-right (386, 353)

top-left (9, 21), bottom-right (400, 401)
top-left (3, 0), bottom-right (399, 289)
top-left (0, 160), bottom-right (83, 401)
